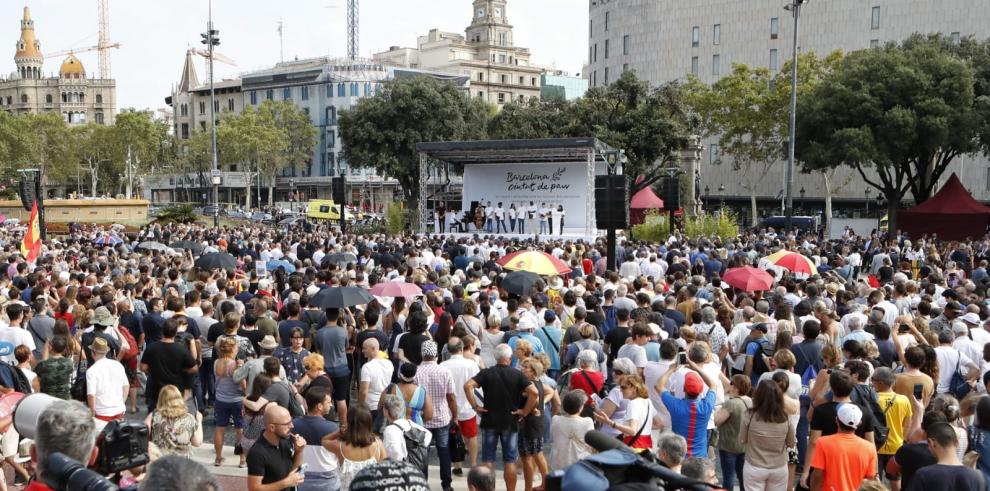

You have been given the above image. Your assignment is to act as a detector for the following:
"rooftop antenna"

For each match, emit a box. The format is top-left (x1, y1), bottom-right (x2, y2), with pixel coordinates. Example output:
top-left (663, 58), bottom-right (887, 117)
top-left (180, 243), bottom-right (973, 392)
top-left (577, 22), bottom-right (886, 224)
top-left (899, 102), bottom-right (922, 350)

top-left (277, 19), bottom-right (284, 62)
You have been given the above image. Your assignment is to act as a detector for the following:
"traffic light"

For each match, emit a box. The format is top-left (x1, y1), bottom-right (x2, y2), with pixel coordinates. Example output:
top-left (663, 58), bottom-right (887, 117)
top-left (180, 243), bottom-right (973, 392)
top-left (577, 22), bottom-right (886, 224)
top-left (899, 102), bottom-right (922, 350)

top-left (201, 29), bottom-right (220, 47)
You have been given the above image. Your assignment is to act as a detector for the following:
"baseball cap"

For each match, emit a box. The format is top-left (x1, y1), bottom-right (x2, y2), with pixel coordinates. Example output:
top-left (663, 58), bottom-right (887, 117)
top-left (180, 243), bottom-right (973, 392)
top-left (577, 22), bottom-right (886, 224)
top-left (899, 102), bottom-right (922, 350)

top-left (837, 403), bottom-right (863, 429)
top-left (961, 312), bottom-right (981, 325)
top-left (683, 371), bottom-right (704, 397)
top-left (750, 323), bottom-right (769, 333)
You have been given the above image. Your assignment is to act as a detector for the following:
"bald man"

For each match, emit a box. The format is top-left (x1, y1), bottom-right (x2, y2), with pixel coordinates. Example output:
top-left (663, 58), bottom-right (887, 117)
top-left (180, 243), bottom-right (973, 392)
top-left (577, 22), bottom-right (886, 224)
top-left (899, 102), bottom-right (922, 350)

top-left (247, 405), bottom-right (306, 491)
top-left (359, 337), bottom-right (393, 432)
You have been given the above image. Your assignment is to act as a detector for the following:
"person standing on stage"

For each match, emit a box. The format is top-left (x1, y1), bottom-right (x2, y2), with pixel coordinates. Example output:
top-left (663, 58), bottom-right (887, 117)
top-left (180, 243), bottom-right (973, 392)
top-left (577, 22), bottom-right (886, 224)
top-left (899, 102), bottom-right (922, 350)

top-left (475, 202), bottom-right (486, 231)
top-left (437, 203), bottom-right (446, 234)
top-left (508, 204), bottom-right (518, 233)
top-left (552, 205), bottom-right (565, 235)
top-left (523, 202), bottom-right (534, 234)
top-left (495, 202), bottom-right (507, 234)
top-left (484, 201), bottom-right (494, 232)
top-left (540, 203), bottom-right (550, 235)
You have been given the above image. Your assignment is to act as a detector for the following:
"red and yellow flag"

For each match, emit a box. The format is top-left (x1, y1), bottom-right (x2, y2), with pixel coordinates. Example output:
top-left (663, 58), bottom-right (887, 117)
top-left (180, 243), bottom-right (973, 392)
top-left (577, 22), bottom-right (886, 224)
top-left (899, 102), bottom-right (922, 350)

top-left (20, 201), bottom-right (40, 263)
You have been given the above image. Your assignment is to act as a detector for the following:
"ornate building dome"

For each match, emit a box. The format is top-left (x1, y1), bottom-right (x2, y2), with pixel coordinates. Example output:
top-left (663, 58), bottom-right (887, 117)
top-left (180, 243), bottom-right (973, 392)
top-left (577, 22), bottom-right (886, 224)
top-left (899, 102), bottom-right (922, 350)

top-left (60, 54), bottom-right (85, 78)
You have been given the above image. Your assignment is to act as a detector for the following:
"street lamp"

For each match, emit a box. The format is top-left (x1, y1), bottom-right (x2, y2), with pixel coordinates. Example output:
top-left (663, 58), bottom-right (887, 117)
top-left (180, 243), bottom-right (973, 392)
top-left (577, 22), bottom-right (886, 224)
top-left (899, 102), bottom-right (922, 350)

top-left (704, 185), bottom-right (710, 210)
top-left (865, 187), bottom-right (871, 216)
top-left (718, 184), bottom-right (725, 210)
top-left (289, 178), bottom-right (295, 213)
top-left (202, 0), bottom-right (221, 228)
top-left (783, 0), bottom-right (809, 232)
top-left (799, 186), bottom-right (806, 214)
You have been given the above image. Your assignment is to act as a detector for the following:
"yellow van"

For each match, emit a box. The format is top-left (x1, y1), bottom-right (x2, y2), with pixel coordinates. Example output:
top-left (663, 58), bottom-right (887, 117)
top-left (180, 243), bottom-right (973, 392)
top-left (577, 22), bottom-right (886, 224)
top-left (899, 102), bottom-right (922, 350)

top-left (306, 200), bottom-right (353, 220)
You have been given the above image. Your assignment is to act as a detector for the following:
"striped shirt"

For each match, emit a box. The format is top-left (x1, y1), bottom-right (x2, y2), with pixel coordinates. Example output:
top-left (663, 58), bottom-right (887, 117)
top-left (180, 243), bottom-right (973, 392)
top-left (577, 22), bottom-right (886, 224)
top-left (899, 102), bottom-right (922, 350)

top-left (661, 390), bottom-right (716, 457)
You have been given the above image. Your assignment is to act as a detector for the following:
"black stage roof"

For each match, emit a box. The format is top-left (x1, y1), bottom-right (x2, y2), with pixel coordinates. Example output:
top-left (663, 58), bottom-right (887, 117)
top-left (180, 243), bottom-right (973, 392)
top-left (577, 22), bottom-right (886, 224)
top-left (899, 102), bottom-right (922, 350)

top-left (416, 138), bottom-right (617, 165)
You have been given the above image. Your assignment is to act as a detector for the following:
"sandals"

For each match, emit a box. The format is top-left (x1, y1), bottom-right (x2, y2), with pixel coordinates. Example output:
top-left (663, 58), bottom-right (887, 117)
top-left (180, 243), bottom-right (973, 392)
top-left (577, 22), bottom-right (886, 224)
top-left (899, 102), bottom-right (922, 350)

top-left (214, 457), bottom-right (225, 467)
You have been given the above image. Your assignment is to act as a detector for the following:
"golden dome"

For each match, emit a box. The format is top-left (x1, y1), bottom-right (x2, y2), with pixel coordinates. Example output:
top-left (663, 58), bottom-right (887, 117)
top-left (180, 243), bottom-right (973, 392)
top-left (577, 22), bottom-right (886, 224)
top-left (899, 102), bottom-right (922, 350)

top-left (14, 7), bottom-right (42, 60)
top-left (60, 54), bottom-right (85, 78)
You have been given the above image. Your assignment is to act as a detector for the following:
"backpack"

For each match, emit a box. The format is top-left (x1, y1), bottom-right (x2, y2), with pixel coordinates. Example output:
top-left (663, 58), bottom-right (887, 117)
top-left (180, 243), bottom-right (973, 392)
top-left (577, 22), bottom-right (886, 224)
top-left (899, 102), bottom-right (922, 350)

top-left (745, 338), bottom-right (774, 376)
top-left (0, 363), bottom-right (31, 394)
top-left (390, 421), bottom-right (429, 476)
top-left (601, 305), bottom-right (618, 337)
top-left (851, 384), bottom-right (892, 449)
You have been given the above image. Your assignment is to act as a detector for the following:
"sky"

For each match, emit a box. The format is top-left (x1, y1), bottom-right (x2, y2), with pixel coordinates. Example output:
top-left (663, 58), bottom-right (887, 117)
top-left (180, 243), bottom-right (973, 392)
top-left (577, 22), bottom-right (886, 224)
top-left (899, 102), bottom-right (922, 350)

top-left (0, 0), bottom-right (588, 112)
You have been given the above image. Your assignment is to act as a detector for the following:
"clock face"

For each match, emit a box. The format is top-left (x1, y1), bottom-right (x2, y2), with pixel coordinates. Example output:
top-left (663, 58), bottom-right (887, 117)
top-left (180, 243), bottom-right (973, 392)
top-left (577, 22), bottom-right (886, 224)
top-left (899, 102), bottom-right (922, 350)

top-left (478, 8), bottom-right (485, 17)
top-left (495, 7), bottom-right (502, 16)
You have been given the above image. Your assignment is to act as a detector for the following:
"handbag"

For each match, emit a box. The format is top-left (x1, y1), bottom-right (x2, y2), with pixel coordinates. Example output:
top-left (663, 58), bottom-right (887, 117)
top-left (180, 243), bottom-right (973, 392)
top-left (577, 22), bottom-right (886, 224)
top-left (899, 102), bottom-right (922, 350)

top-left (70, 359), bottom-right (87, 402)
top-left (450, 424), bottom-right (467, 463)
top-left (950, 353), bottom-right (973, 400)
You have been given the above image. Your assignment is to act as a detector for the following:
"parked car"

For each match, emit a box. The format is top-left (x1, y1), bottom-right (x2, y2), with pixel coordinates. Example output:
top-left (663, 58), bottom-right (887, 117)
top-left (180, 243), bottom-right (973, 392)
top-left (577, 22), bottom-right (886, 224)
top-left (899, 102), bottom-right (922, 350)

top-left (251, 212), bottom-right (274, 223)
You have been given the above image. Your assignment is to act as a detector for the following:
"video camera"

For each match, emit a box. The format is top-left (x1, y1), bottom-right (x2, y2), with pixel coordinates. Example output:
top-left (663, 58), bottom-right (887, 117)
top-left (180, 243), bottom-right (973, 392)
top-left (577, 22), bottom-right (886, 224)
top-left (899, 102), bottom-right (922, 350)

top-left (542, 430), bottom-right (723, 491)
top-left (14, 393), bottom-right (149, 491)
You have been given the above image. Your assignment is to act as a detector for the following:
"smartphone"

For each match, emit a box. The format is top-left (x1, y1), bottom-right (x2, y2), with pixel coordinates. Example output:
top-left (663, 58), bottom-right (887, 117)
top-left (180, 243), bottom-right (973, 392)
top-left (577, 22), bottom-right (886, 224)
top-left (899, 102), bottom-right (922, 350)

top-left (678, 352), bottom-right (687, 364)
top-left (913, 384), bottom-right (924, 400)
top-left (298, 463), bottom-right (308, 476)
top-left (898, 324), bottom-right (910, 333)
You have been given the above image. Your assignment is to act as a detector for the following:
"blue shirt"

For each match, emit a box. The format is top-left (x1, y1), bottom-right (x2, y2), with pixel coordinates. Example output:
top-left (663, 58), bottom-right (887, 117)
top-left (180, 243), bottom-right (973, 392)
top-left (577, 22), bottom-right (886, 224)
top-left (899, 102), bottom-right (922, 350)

top-left (292, 415), bottom-right (339, 446)
top-left (507, 333), bottom-right (544, 366)
top-left (661, 390), bottom-right (716, 458)
top-left (644, 341), bottom-right (661, 362)
top-left (533, 325), bottom-right (562, 370)
top-left (745, 337), bottom-right (771, 387)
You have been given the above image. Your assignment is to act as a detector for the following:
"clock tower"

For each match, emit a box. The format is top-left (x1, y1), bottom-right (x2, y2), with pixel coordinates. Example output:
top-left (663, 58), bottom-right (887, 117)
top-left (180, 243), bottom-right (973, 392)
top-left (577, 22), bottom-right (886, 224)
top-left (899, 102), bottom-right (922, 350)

top-left (467, 0), bottom-right (512, 47)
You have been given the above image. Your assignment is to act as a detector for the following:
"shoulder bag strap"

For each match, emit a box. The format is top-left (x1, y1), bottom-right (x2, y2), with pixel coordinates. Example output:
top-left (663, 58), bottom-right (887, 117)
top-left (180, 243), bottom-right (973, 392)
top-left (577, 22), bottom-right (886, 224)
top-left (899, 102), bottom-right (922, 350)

top-left (540, 326), bottom-right (560, 354)
top-left (629, 407), bottom-right (649, 443)
top-left (579, 369), bottom-right (601, 395)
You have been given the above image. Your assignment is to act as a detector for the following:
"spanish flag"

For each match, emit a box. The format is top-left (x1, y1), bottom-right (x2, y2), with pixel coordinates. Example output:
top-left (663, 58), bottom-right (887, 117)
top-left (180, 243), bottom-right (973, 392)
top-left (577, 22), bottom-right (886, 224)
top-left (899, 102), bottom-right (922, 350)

top-left (20, 201), bottom-right (40, 264)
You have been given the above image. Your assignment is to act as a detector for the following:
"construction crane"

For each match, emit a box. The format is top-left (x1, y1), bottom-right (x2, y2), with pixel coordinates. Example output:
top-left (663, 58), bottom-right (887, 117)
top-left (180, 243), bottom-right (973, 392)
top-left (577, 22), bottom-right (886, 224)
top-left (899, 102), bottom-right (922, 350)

top-left (192, 48), bottom-right (236, 82)
top-left (45, 0), bottom-right (119, 78)
top-left (347, 0), bottom-right (358, 60)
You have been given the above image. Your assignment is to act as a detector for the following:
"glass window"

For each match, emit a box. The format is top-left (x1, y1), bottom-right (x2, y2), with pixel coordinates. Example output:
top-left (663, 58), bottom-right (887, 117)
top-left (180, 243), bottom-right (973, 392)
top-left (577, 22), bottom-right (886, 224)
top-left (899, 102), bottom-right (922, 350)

top-left (594, 44), bottom-right (597, 62)
top-left (266, 89), bottom-right (274, 100)
top-left (350, 83), bottom-right (358, 96)
top-left (593, 70), bottom-right (597, 87)
top-left (605, 39), bottom-right (610, 59)
top-left (870, 39), bottom-right (879, 49)
top-left (604, 67), bottom-right (609, 84)
top-left (228, 98), bottom-right (234, 111)
top-left (769, 49), bottom-right (779, 71)
top-left (872, 6), bottom-right (880, 29)
top-left (338, 83), bottom-right (345, 97)
top-left (283, 87), bottom-right (291, 100)
top-left (770, 17), bottom-right (779, 39)
top-left (691, 56), bottom-right (699, 76)
top-left (364, 83), bottom-right (371, 96)
top-left (712, 54), bottom-right (720, 76)
top-left (710, 143), bottom-right (720, 163)
top-left (199, 101), bottom-right (205, 114)
top-left (692, 26), bottom-right (700, 47)
top-left (500, 54), bottom-right (507, 64)
top-left (623, 35), bottom-right (630, 55)
top-left (605, 11), bottom-right (610, 31)
top-left (301, 86), bottom-right (309, 100)
top-left (327, 84), bottom-right (333, 98)
top-left (951, 32), bottom-right (961, 45)
top-left (497, 93), bottom-right (505, 103)
top-left (589, 19), bottom-right (593, 38)
top-left (250, 91), bottom-right (257, 105)
top-left (713, 24), bottom-right (721, 45)
top-left (327, 130), bottom-right (335, 148)
top-left (623, 63), bottom-right (629, 73)
top-left (326, 106), bottom-right (336, 125)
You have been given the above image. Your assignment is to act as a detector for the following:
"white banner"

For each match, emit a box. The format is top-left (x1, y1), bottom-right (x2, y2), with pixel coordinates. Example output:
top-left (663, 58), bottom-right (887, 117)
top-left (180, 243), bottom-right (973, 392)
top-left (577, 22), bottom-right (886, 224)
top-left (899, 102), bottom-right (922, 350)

top-left (461, 162), bottom-right (590, 234)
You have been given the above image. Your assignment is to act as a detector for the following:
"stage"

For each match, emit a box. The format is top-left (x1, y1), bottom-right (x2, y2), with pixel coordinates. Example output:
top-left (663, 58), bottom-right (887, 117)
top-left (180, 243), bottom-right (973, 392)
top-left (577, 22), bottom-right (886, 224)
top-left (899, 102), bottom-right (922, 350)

top-left (424, 230), bottom-right (602, 242)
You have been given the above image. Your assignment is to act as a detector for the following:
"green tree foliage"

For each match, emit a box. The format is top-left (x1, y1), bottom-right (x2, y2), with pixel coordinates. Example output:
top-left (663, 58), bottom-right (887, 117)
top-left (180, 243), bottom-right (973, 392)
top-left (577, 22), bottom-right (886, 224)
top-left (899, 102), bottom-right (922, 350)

top-left (217, 105), bottom-right (288, 208)
top-left (489, 71), bottom-right (695, 194)
top-left (338, 76), bottom-right (490, 201)
top-left (113, 109), bottom-right (161, 197)
top-left (21, 112), bottom-right (75, 184)
top-left (73, 124), bottom-right (115, 197)
top-left (795, 34), bottom-right (979, 234)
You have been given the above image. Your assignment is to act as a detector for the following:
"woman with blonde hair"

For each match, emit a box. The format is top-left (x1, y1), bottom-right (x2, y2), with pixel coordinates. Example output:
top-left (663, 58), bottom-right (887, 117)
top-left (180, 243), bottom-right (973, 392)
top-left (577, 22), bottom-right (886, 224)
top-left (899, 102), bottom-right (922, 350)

top-left (519, 358), bottom-right (555, 491)
top-left (593, 374), bottom-right (655, 450)
top-left (146, 384), bottom-right (203, 458)
top-left (212, 337), bottom-right (245, 467)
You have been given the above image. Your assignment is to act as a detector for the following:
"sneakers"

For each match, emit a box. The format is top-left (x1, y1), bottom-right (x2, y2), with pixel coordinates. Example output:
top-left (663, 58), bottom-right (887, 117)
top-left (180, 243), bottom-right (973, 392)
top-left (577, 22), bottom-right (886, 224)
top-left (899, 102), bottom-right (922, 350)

top-left (452, 468), bottom-right (464, 477)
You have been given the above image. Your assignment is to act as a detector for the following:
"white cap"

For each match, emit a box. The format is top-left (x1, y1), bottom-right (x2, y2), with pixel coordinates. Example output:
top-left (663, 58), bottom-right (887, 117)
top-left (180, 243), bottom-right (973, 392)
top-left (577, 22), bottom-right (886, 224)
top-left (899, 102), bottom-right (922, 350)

top-left (306, 284), bottom-right (320, 297)
top-left (258, 279), bottom-right (271, 290)
top-left (836, 403), bottom-right (863, 429)
top-left (961, 312), bottom-right (981, 325)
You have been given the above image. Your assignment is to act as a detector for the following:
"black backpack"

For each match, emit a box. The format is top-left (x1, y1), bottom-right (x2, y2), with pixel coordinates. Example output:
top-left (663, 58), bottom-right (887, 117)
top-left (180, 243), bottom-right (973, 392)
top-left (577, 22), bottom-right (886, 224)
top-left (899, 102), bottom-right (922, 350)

top-left (390, 422), bottom-right (429, 476)
top-left (745, 338), bottom-right (774, 376)
top-left (851, 384), bottom-right (892, 449)
top-left (0, 363), bottom-right (31, 394)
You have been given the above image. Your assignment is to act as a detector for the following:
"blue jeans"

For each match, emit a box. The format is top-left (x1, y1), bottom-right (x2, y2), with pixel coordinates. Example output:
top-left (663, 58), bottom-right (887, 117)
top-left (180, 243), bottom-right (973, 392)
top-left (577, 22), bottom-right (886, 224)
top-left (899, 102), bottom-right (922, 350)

top-left (497, 219), bottom-right (507, 233)
top-left (481, 428), bottom-right (519, 463)
top-left (200, 358), bottom-right (215, 405)
top-left (797, 394), bottom-right (811, 467)
top-left (426, 424), bottom-right (452, 490)
top-left (298, 471), bottom-right (340, 491)
top-left (719, 449), bottom-right (745, 491)
top-left (486, 219), bottom-right (493, 232)
top-left (518, 218), bottom-right (526, 234)
top-left (539, 221), bottom-right (548, 234)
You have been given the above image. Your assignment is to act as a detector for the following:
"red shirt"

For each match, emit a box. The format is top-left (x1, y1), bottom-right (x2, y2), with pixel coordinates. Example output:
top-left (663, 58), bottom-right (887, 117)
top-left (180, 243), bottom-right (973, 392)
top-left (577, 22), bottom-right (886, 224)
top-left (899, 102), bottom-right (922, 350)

top-left (25, 481), bottom-right (53, 491)
top-left (569, 369), bottom-right (604, 406)
top-left (582, 258), bottom-right (593, 275)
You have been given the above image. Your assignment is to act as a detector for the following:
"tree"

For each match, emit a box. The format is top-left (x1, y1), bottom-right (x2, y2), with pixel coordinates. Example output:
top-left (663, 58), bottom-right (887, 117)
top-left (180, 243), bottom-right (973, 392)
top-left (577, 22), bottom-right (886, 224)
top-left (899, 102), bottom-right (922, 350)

top-left (112, 109), bottom-right (161, 198)
top-left (217, 106), bottom-right (287, 209)
top-left (21, 113), bottom-right (75, 186)
top-left (258, 100), bottom-right (318, 206)
top-left (73, 124), bottom-right (115, 197)
top-left (796, 35), bottom-right (978, 235)
top-left (338, 76), bottom-right (490, 202)
top-left (487, 98), bottom-right (576, 140)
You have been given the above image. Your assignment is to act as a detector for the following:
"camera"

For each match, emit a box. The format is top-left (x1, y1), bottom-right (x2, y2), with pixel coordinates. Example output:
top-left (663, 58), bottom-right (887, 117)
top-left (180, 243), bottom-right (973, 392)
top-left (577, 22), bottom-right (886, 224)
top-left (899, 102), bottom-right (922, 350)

top-left (14, 393), bottom-right (148, 490)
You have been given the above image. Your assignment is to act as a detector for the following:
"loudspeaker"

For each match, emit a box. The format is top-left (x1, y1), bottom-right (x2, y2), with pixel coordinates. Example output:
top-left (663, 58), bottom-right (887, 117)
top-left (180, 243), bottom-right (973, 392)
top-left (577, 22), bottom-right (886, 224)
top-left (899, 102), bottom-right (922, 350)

top-left (595, 175), bottom-right (628, 229)
top-left (662, 176), bottom-right (680, 211)
top-left (18, 178), bottom-right (35, 212)
top-left (331, 176), bottom-right (346, 204)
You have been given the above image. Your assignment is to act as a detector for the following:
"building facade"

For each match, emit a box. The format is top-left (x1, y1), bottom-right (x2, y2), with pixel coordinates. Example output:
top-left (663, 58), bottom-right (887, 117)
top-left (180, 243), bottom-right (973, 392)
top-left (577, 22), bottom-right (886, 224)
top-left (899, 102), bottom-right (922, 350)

top-left (0, 7), bottom-right (116, 125)
top-left (541, 70), bottom-right (589, 101)
top-left (585, 0), bottom-right (990, 220)
top-left (375, 0), bottom-right (542, 108)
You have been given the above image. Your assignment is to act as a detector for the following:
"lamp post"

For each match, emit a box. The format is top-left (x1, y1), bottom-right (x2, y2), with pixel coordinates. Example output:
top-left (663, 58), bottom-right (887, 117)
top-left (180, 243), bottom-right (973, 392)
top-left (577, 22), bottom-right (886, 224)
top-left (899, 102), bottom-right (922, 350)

top-left (202, 0), bottom-right (221, 228)
top-left (865, 187), bottom-right (871, 216)
top-left (718, 184), bottom-right (726, 211)
top-left (704, 185), bottom-right (710, 211)
top-left (289, 178), bottom-right (295, 213)
top-left (799, 186), bottom-right (806, 214)
top-left (783, 0), bottom-right (809, 232)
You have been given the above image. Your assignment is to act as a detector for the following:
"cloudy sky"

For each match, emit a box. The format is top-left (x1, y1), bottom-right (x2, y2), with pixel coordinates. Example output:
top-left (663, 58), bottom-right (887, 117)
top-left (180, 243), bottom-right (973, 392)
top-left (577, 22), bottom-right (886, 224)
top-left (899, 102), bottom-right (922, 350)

top-left (1, 0), bottom-right (588, 111)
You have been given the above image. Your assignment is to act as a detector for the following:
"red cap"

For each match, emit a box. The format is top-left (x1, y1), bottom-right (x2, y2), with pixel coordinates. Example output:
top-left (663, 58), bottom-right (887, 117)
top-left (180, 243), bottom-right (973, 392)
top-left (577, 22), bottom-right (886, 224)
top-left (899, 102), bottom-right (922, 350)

top-left (684, 372), bottom-right (705, 397)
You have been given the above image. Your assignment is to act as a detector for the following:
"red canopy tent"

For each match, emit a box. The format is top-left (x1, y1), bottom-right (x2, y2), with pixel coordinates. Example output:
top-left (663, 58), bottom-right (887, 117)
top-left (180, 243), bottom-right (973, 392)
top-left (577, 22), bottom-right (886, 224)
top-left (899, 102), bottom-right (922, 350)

top-left (898, 173), bottom-right (990, 240)
top-left (629, 186), bottom-right (664, 225)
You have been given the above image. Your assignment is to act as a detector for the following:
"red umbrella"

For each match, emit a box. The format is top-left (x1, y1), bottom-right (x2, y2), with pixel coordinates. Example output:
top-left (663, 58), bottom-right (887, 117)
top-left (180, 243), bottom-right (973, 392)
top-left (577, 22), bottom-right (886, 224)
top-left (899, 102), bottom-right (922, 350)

top-left (369, 282), bottom-right (423, 298)
top-left (723, 267), bottom-right (775, 292)
top-left (771, 252), bottom-right (818, 276)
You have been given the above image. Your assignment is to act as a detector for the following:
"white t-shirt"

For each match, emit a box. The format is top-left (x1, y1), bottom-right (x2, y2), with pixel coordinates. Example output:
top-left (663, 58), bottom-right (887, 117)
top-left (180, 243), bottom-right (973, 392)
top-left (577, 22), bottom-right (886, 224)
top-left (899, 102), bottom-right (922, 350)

top-left (383, 418), bottom-right (432, 462)
top-left (0, 326), bottom-right (35, 364)
top-left (360, 357), bottom-right (393, 409)
top-left (538, 208), bottom-right (549, 221)
top-left (551, 209), bottom-right (564, 221)
top-left (441, 355), bottom-right (482, 420)
top-left (616, 343), bottom-right (647, 369)
top-left (494, 207), bottom-right (505, 219)
top-left (935, 345), bottom-right (975, 394)
top-left (620, 398), bottom-right (655, 436)
top-left (86, 358), bottom-right (128, 417)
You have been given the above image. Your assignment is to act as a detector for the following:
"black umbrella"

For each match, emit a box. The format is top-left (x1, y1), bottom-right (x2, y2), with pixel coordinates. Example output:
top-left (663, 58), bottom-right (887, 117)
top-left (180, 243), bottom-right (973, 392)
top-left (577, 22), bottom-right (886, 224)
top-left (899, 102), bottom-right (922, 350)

top-left (501, 271), bottom-right (542, 296)
top-left (194, 252), bottom-right (237, 272)
top-left (170, 240), bottom-right (204, 255)
top-left (311, 286), bottom-right (374, 309)
top-left (322, 252), bottom-right (358, 266)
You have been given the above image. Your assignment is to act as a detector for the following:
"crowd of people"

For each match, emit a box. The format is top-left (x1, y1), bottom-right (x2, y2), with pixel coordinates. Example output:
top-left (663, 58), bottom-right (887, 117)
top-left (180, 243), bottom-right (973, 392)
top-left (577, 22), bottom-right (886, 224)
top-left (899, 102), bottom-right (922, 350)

top-left (1, 218), bottom-right (990, 491)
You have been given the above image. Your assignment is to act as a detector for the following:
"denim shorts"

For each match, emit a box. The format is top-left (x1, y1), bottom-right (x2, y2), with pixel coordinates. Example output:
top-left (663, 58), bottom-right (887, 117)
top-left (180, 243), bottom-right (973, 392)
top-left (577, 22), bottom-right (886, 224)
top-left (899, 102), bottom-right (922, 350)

top-left (481, 428), bottom-right (519, 463)
top-left (214, 400), bottom-right (243, 428)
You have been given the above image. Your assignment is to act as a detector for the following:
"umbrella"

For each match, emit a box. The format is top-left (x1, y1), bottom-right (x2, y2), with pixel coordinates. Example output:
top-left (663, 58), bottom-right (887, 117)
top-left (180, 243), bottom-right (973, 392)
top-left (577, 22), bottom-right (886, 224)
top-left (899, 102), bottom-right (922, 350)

top-left (768, 251), bottom-right (818, 276)
top-left (497, 250), bottom-right (571, 275)
top-left (311, 286), bottom-right (373, 309)
top-left (195, 252), bottom-right (237, 272)
top-left (369, 281), bottom-right (422, 298)
top-left (501, 271), bottom-right (542, 296)
top-left (136, 241), bottom-right (170, 252)
top-left (92, 235), bottom-right (123, 247)
top-left (723, 266), bottom-right (775, 292)
top-left (170, 240), bottom-right (204, 255)
top-left (322, 253), bottom-right (358, 266)
top-left (266, 259), bottom-right (296, 274)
